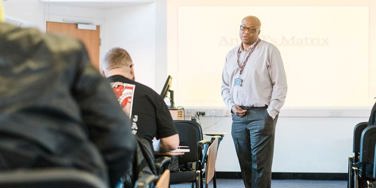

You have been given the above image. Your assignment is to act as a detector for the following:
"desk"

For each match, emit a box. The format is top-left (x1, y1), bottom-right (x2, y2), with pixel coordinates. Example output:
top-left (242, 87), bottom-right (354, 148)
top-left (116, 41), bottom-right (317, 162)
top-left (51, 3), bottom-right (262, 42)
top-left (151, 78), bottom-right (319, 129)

top-left (204, 133), bottom-right (225, 143)
top-left (156, 149), bottom-right (189, 156)
top-left (205, 133), bottom-right (225, 137)
top-left (153, 139), bottom-right (189, 156)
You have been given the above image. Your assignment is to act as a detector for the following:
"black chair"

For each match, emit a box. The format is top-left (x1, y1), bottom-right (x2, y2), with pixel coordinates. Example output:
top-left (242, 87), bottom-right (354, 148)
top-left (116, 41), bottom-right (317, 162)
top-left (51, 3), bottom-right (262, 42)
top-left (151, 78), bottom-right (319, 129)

top-left (354, 122), bottom-right (370, 157)
top-left (348, 102), bottom-right (376, 188)
top-left (369, 102), bottom-right (376, 126)
top-left (348, 101), bottom-right (376, 188)
top-left (348, 123), bottom-right (376, 188)
top-left (155, 156), bottom-right (172, 176)
top-left (132, 138), bottom-right (171, 188)
top-left (356, 125), bottom-right (376, 188)
top-left (0, 168), bottom-right (107, 188)
top-left (128, 137), bottom-right (172, 188)
top-left (349, 122), bottom-right (369, 188)
top-left (369, 145), bottom-right (376, 188)
top-left (169, 120), bottom-right (210, 188)
top-left (133, 156), bottom-right (171, 188)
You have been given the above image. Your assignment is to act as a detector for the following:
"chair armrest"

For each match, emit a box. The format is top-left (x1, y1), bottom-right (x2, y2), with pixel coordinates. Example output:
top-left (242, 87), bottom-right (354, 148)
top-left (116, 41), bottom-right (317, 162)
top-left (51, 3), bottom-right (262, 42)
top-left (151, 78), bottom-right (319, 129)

top-left (198, 140), bottom-right (211, 152)
top-left (198, 140), bottom-right (211, 146)
top-left (205, 133), bottom-right (224, 139)
top-left (205, 134), bottom-right (224, 143)
top-left (198, 140), bottom-right (211, 164)
top-left (155, 156), bottom-right (171, 175)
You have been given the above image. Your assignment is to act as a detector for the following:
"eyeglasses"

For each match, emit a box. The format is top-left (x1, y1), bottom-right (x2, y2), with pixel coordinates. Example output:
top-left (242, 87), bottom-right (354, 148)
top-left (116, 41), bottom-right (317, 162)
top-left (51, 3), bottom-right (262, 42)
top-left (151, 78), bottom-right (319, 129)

top-left (240, 25), bottom-right (258, 33)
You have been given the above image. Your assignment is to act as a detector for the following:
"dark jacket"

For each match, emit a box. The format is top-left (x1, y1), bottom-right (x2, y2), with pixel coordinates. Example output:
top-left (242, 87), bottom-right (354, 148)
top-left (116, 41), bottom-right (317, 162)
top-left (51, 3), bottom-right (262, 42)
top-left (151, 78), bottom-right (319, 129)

top-left (0, 23), bottom-right (136, 187)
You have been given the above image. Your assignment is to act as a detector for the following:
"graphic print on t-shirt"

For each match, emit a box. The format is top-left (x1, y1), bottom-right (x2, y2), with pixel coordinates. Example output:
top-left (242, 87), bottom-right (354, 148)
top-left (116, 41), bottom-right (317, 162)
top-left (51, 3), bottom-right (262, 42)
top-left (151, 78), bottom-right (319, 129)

top-left (111, 82), bottom-right (135, 118)
top-left (111, 82), bottom-right (138, 134)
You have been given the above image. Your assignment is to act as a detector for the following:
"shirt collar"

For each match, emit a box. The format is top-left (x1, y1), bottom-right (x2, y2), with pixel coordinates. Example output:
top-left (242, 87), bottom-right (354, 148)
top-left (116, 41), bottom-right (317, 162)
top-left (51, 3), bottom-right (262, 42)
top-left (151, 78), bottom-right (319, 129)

top-left (240, 39), bottom-right (261, 52)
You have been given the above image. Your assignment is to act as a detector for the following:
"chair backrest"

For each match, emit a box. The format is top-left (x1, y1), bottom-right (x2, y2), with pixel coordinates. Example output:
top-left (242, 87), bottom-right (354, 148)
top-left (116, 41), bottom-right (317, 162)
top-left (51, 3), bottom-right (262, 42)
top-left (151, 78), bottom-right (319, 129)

top-left (354, 122), bottom-right (369, 154)
top-left (132, 139), bottom-right (171, 188)
top-left (205, 137), bottom-right (219, 185)
top-left (360, 126), bottom-right (376, 163)
top-left (369, 102), bottom-right (376, 126)
top-left (0, 168), bottom-right (107, 188)
top-left (373, 144), bottom-right (376, 179)
top-left (136, 137), bottom-right (157, 175)
top-left (154, 156), bottom-right (171, 176)
top-left (173, 120), bottom-right (204, 164)
top-left (360, 126), bottom-right (376, 177)
top-left (156, 169), bottom-right (170, 188)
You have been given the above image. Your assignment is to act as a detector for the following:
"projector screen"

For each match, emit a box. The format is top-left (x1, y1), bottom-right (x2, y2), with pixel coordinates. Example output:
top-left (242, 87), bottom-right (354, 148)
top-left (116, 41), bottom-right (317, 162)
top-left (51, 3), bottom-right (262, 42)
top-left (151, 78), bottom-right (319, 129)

top-left (168, 6), bottom-right (372, 108)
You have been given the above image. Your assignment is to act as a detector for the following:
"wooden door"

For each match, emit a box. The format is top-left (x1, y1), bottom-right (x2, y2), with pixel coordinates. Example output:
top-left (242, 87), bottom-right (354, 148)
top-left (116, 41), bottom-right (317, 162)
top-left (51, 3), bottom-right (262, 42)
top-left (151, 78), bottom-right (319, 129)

top-left (46, 22), bottom-right (100, 70)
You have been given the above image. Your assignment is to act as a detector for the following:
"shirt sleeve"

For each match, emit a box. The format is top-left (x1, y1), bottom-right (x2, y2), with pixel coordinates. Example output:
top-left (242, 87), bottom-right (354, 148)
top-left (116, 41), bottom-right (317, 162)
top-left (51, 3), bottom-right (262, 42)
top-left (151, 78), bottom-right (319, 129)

top-left (154, 93), bottom-right (178, 139)
top-left (267, 46), bottom-right (288, 119)
top-left (221, 55), bottom-right (235, 110)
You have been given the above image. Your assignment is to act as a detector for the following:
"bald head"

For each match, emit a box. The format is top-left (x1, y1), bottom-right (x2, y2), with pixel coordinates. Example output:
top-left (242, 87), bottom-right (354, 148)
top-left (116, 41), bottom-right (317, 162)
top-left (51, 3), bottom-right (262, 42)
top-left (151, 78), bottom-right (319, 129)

top-left (0, 0), bottom-right (4, 22)
top-left (241, 16), bottom-right (261, 27)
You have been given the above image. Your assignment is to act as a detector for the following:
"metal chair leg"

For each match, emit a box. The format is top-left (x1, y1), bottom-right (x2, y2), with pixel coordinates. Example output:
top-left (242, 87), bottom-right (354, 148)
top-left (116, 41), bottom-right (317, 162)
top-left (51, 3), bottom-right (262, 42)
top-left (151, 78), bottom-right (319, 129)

top-left (349, 157), bottom-right (354, 188)
top-left (213, 173), bottom-right (217, 188)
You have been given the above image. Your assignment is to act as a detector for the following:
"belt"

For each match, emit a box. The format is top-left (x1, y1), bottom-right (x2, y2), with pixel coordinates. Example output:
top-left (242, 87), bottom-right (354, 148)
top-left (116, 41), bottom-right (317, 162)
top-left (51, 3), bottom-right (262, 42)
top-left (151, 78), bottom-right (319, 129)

top-left (239, 105), bottom-right (268, 110)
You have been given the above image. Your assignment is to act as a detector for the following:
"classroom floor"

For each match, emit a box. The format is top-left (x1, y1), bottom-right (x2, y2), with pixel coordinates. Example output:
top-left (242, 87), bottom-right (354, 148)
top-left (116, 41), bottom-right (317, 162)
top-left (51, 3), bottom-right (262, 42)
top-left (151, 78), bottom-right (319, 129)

top-left (170, 179), bottom-right (347, 188)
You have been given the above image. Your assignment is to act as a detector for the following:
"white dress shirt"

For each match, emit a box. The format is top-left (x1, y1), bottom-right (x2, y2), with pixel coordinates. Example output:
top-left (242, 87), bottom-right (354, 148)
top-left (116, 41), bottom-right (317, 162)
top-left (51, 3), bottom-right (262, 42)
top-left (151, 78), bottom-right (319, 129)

top-left (221, 39), bottom-right (287, 119)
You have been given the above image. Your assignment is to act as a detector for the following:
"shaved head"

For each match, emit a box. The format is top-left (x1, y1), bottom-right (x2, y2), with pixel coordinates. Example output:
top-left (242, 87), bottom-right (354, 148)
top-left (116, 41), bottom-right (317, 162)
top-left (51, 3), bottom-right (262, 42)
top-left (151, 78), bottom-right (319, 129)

top-left (102, 47), bottom-right (135, 80)
top-left (241, 16), bottom-right (261, 27)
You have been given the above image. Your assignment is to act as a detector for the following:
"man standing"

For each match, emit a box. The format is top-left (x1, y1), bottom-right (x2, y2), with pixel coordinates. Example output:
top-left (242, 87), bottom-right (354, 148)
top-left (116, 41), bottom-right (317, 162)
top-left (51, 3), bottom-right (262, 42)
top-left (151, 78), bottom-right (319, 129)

top-left (102, 47), bottom-right (179, 151)
top-left (221, 15), bottom-right (287, 188)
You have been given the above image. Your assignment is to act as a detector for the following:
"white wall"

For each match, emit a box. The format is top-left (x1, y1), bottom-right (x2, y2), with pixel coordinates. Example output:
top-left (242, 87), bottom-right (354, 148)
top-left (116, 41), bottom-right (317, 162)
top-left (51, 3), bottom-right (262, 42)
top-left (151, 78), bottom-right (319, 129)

top-left (3, 0), bottom-right (45, 29)
top-left (102, 4), bottom-right (157, 88)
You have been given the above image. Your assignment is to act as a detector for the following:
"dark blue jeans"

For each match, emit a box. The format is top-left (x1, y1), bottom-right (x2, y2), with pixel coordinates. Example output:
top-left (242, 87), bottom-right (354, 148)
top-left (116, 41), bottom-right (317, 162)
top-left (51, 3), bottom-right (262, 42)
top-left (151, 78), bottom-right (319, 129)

top-left (231, 107), bottom-right (278, 188)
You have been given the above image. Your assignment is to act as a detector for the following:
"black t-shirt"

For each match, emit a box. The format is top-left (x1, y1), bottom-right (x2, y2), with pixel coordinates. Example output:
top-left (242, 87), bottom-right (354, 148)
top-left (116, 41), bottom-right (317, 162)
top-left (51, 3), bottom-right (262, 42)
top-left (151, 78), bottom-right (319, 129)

top-left (108, 75), bottom-right (178, 144)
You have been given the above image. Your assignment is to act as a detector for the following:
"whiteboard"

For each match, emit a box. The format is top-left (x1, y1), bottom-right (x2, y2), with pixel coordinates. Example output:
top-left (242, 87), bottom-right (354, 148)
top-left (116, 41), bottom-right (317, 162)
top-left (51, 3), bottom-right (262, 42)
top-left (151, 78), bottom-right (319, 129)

top-left (171, 6), bottom-right (372, 108)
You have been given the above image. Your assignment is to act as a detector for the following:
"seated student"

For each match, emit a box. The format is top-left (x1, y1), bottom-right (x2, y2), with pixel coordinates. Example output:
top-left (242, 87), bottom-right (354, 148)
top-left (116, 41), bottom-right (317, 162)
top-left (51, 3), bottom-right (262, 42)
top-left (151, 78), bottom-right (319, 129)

top-left (0, 3), bottom-right (136, 188)
top-left (101, 47), bottom-right (179, 151)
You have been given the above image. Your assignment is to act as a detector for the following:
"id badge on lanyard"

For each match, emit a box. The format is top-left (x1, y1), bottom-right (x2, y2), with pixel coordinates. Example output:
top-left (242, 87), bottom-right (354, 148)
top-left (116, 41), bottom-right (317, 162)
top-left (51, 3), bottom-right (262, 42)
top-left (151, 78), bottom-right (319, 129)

top-left (234, 77), bottom-right (243, 87)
